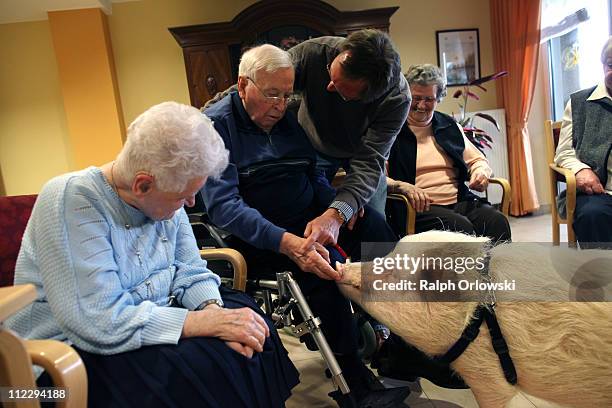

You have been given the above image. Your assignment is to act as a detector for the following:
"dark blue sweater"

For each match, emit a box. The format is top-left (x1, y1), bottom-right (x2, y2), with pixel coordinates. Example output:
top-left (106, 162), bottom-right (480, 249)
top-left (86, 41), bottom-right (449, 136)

top-left (201, 91), bottom-right (335, 252)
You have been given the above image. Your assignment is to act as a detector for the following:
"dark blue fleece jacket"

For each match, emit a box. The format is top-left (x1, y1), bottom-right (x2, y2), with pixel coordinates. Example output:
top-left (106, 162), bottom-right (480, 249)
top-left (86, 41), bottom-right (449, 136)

top-left (201, 91), bottom-right (336, 252)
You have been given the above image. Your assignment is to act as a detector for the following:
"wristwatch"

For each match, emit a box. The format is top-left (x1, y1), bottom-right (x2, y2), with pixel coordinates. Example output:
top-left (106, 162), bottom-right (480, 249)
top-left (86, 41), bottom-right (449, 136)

top-left (330, 207), bottom-right (346, 224)
top-left (329, 201), bottom-right (353, 225)
top-left (195, 298), bottom-right (224, 310)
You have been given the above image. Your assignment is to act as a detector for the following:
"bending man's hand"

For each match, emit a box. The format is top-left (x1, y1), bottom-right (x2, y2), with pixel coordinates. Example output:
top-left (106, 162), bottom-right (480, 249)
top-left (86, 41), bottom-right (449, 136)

top-left (301, 208), bottom-right (343, 250)
top-left (280, 232), bottom-right (340, 280)
top-left (576, 168), bottom-right (605, 194)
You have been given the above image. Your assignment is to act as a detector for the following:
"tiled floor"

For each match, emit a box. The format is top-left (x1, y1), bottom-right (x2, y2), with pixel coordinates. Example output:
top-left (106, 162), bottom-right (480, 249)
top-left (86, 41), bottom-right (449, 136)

top-left (284, 214), bottom-right (570, 408)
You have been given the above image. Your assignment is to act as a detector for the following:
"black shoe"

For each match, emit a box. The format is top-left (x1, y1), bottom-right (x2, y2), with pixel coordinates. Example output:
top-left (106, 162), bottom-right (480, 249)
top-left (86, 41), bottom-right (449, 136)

top-left (328, 386), bottom-right (411, 408)
top-left (371, 335), bottom-right (468, 389)
top-left (330, 353), bottom-right (411, 407)
top-left (325, 366), bottom-right (385, 391)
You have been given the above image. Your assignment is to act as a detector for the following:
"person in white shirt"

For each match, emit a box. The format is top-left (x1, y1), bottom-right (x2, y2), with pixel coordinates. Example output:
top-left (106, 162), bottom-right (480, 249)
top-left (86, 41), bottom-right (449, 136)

top-left (554, 36), bottom-right (612, 248)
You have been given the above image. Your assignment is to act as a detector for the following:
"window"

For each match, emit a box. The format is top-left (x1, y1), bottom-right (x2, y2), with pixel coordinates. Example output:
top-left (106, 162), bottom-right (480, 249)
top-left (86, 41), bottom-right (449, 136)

top-left (542, 0), bottom-right (611, 119)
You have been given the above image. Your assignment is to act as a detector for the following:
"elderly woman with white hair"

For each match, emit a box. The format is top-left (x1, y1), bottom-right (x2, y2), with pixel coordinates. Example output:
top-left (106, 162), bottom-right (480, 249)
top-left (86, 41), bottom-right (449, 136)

top-left (7, 102), bottom-right (299, 407)
top-left (385, 64), bottom-right (511, 243)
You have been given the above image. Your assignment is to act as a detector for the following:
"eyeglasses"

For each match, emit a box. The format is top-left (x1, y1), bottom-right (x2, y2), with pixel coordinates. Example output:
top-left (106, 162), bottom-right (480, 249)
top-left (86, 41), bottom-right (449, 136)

top-left (246, 77), bottom-right (297, 105)
top-left (412, 96), bottom-right (437, 104)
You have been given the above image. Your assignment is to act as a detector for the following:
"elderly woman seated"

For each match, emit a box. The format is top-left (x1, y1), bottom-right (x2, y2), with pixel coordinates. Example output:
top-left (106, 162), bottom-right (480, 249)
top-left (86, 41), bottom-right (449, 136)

top-left (6, 102), bottom-right (299, 407)
top-left (386, 64), bottom-right (511, 243)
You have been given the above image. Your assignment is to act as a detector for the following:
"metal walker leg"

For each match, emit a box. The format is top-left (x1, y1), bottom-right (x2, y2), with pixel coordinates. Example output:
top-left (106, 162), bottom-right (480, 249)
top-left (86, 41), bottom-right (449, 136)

top-left (271, 271), bottom-right (351, 395)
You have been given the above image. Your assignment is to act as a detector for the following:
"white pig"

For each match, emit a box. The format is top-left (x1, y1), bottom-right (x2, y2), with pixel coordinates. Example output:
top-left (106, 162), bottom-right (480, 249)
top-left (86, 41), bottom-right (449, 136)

top-left (337, 230), bottom-right (612, 408)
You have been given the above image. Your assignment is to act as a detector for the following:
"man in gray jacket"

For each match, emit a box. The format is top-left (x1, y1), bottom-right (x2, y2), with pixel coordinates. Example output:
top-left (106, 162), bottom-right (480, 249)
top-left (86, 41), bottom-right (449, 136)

top-left (289, 29), bottom-right (411, 253)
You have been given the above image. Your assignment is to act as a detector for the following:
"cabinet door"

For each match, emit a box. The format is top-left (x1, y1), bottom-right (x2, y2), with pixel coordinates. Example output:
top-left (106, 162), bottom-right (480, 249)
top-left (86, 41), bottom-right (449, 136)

top-left (185, 45), bottom-right (233, 109)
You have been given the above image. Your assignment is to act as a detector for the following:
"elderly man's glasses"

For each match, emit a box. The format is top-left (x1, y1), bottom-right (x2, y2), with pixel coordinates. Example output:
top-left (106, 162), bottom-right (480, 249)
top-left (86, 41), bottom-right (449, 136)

top-left (246, 77), bottom-right (297, 105)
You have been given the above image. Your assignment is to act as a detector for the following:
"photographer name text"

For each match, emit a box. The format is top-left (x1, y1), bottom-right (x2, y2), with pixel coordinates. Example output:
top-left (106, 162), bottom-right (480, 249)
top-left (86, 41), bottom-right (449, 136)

top-left (371, 279), bottom-right (517, 292)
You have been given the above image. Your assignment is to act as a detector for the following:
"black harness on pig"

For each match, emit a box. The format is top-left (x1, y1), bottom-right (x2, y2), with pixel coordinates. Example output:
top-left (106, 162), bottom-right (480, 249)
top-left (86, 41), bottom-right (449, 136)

top-left (435, 253), bottom-right (518, 385)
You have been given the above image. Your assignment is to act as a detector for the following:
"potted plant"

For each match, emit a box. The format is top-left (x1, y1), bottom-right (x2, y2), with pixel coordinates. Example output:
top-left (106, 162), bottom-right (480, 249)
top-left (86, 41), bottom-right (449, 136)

top-left (453, 71), bottom-right (508, 154)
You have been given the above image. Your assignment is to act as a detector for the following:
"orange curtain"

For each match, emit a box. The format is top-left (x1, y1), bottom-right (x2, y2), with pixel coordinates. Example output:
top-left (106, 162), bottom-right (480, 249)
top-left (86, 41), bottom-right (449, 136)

top-left (490, 0), bottom-right (541, 216)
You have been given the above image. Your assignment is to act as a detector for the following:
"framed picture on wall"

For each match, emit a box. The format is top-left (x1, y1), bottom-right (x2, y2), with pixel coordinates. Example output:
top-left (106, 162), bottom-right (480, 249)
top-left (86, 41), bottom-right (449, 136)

top-left (436, 29), bottom-right (481, 86)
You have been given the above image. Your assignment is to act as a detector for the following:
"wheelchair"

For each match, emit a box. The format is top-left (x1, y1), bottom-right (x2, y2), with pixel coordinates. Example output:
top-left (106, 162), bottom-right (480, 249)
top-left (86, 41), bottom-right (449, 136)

top-left (186, 193), bottom-right (379, 403)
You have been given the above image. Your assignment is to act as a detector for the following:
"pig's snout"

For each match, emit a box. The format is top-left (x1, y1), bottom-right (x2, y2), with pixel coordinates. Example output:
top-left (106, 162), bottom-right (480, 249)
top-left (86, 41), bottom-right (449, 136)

top-left (336, 261), bottom-right (361, 288)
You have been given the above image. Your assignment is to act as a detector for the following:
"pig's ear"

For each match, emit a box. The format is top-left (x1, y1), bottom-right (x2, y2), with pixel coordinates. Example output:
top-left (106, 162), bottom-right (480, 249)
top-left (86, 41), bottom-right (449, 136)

top-left (401, 230), bottom-right (490, 244)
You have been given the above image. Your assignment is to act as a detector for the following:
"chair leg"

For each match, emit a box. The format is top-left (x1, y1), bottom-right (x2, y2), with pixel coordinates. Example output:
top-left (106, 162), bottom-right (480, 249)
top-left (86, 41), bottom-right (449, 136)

top-left (567, 223), bottom-right (577, 248)
top-left (552, 220), bottom-right (560, 246)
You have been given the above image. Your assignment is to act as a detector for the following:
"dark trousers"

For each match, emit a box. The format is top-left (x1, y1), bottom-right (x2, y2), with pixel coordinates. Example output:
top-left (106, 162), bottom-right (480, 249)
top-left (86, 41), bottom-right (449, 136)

top-left (573, 193), bottom-right (612, 249)
top-left (38, 287), bottom-right (299, 408)
top-left (228, 206), bottom-right (397, 355)
top-left (415, 200), bottom-right (511, 243)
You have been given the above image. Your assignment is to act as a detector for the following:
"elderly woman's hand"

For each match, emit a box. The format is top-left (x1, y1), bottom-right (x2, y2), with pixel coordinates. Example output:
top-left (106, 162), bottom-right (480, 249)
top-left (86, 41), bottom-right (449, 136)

top-left (469, 170), bottom-right (489, 192)
top-left (396, 181), bottom-right (432, 212)
top-left (182, 306), bottom-right (270, 356)
top-left (225, 341), bottom-right (255, 358)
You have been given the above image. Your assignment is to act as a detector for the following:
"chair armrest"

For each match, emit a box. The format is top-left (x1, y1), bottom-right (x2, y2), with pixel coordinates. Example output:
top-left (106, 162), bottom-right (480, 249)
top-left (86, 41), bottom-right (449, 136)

top-left (488, 177), bottom-right (511, 216)
top-left (0, 285), bottom-right (36, 322)
top-left (0, 285), bottom-right (87, 408)
top-left (27, 340), bottom-right (88, 408)
top-left (386, 193), bottom-right (416, 235)
top-left (549, 164), bottom-right (577, 217)
top-left (200, 248), bottom-right (247, 292)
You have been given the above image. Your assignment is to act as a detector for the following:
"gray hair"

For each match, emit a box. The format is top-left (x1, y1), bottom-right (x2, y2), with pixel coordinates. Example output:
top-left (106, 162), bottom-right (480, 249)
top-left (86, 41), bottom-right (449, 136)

top-left (601, 36), bottom-right (612, 64)
top-left (115, 101), bottom-right (228, 193)
top-left (404, 64), bottom-right (448, 102)
top-left (238, 44), bottom-right (294, 81)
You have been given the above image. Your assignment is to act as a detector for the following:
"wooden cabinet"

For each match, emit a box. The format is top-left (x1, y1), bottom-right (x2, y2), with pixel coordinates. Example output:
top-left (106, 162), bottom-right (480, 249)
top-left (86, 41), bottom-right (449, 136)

top-left (183, 45), bottom-right (233, 108)
top-left (169, 0), bottom-right (398, 108)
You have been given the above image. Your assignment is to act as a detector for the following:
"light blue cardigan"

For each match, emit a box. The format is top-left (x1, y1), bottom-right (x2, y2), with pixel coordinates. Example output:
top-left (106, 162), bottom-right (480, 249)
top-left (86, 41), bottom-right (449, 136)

top-left (7, 167), bottom-right (221, 355)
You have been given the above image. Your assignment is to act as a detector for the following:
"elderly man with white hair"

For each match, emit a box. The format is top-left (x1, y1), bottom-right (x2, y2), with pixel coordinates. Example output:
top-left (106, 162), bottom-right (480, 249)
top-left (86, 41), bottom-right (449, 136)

top-left (555, 36), bottom-right (612, 249)
top-left (7, 101), bottom-right (299, 407)
top-left (201, 44), bottom-right (409, 407)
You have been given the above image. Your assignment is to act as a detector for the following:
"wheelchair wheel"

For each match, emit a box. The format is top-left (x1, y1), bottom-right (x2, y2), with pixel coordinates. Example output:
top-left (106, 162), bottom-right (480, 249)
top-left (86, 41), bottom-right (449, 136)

top-left (356, 317), bottom-right (377, 361)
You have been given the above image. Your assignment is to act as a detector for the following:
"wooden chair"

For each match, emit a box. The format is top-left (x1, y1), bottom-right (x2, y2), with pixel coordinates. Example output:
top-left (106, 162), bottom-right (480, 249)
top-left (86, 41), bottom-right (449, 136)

top-left (544, 120), bottom-right (577, 247)
top-left (200, 248), bottom-right (247, 292)
top-left (0, 285), bottom-right (88, 408)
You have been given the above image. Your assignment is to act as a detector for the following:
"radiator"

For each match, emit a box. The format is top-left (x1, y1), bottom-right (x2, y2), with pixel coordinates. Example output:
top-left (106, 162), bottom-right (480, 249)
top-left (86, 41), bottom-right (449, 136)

top-left (464, 108), bottom-right (510, 205)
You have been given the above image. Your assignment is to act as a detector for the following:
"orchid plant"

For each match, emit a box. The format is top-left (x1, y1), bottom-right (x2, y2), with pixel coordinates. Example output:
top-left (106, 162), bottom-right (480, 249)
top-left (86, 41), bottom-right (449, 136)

top-left (452, 70), bottom-right (508, 154)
